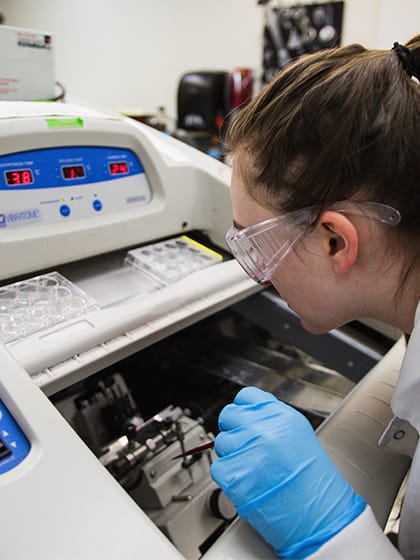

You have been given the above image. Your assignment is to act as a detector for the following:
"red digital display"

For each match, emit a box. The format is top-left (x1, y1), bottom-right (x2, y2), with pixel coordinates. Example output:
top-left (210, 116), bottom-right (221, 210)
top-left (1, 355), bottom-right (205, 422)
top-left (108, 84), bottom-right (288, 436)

top-left (5, 169), bottom-right (34, 186)
top-left (109, 161), bottom-right (129, 175)
top-left (61, 165), bottom-right (85, 180)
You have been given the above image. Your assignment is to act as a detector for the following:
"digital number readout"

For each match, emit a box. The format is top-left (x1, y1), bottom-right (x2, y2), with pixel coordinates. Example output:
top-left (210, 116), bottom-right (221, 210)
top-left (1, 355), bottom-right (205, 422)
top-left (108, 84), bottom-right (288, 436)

top-left (61, 165), bottom-right (86, 180)
top-left (109, 161), bottom-right (129, 175)
top-left (5, 169), bottom-right (34, 186)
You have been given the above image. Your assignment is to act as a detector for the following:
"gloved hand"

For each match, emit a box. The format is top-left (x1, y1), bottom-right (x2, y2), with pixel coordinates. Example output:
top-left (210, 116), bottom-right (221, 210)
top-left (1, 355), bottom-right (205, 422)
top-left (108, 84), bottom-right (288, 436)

top-left (211, 387), bottom-right (366, 559)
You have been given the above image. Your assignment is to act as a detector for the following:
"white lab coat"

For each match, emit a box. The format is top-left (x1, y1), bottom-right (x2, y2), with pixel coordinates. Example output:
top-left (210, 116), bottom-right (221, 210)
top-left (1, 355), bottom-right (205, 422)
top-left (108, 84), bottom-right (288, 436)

top-left (309, 301), bottom-right (420, 560)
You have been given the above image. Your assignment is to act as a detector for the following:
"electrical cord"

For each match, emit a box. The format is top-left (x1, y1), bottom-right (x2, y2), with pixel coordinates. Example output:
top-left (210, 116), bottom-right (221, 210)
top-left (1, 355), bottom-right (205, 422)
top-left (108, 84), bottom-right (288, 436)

top-left (35, 80), bottom-right (66, 102)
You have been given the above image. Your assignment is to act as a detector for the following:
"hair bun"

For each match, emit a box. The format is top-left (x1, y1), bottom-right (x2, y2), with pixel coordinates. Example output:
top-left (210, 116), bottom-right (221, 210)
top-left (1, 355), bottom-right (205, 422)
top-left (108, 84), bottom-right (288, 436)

top-left (392, 42), bottom-right (420, 82)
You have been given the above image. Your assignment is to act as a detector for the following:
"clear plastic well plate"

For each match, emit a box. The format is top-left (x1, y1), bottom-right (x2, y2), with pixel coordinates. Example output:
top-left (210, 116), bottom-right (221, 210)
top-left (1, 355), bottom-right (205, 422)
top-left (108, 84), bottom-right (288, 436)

top-left (124, 235), bottom-right (223, 285)
top-left (0, 271), bottom-right (99, 345)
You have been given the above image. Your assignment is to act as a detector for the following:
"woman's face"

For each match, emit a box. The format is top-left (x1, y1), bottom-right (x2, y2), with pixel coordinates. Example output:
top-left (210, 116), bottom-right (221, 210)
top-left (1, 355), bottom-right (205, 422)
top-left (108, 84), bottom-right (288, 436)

top-left (230, 156), bottom-right (361, 334)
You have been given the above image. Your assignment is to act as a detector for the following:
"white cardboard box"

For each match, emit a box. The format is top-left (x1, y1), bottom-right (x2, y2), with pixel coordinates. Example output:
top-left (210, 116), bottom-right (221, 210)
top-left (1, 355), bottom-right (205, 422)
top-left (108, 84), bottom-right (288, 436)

top-left (0, 25), bottom-right (55, 101)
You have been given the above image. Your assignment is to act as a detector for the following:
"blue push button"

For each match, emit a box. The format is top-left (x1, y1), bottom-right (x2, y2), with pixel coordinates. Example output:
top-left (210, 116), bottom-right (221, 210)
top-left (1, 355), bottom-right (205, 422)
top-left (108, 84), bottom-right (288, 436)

top-left (93, 199), bottom-right (102, 212)
top-left (0, 399), bottom-right (30, 474)
top-left (59, 204), bottom-right (71, 217)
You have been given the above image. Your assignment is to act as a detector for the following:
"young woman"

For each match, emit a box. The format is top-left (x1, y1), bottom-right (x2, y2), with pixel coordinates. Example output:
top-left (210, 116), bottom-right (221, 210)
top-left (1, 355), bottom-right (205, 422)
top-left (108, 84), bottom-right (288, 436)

top-left (210, 36), bottom-right (420, 559)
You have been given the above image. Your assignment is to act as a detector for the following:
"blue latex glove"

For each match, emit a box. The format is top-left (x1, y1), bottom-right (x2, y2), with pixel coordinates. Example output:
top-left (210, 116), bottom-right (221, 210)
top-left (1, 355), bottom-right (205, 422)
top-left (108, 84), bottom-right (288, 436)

top-left (211, 387), bottom-right (366, 559)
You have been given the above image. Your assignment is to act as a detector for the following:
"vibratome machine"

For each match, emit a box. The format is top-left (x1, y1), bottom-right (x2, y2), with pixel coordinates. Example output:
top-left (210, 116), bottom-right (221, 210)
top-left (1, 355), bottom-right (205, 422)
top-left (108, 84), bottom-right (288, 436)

top-left (0, 101), bottom-right (411, 559)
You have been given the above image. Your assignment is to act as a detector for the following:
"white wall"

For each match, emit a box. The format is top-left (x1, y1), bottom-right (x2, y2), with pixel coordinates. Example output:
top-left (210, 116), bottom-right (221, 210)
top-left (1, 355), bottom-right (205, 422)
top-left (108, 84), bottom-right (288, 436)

top-left (1, 0), bottom-right (419, 120)
top-left (375, 0), bottom-right (420, 48)
top-left (340, 0), bottom-right (419, 48)
top-left (0, 0), bottom-right (263, 120)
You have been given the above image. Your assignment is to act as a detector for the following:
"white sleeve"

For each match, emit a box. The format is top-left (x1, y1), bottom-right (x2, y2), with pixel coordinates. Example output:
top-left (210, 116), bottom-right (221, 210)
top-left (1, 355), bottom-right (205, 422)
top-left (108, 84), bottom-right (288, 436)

top-left (307, 506), bottom-right (403, 560)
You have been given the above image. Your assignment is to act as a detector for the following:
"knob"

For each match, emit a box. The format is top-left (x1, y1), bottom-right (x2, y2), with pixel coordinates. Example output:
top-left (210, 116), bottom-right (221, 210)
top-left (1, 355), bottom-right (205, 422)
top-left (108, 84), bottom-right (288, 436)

top-left (207, 488), bottom-right (236, 521)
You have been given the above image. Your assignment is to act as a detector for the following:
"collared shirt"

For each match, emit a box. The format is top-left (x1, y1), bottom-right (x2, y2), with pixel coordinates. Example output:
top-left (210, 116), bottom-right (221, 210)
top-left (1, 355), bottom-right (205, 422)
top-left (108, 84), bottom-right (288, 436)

top-left (390, 301), bottom-right (420, 558)
top-left (310, 301), bottom-right (420, 560)
top-left (392, 302), bottom-right (420, 433)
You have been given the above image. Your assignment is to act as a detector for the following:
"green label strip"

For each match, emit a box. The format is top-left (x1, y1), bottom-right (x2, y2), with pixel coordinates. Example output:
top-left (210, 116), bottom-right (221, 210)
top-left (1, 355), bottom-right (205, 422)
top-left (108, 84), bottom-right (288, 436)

top-left (46, 117), bottom-right (84, 129)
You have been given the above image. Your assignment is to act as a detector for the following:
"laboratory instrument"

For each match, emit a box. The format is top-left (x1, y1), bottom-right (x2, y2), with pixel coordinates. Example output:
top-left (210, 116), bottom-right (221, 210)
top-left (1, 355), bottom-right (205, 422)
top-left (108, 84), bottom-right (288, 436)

top-left (0, 99), bottom-right (410, 560)
top-left (0, 25), bottom-right (55, 100)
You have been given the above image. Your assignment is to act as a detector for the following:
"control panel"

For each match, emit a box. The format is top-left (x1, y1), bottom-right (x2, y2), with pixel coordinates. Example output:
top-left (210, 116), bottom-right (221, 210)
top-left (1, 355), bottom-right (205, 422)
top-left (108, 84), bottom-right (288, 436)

top-left (0, 398), bottom-right (31, 474)
top-left (0, 146), bottom-right (152, 228)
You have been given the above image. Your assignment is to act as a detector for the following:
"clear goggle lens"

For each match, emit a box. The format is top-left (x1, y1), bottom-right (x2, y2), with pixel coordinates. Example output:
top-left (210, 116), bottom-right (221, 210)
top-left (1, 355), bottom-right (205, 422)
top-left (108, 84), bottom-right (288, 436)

top-left (226, 202), bottom-right (401, 284)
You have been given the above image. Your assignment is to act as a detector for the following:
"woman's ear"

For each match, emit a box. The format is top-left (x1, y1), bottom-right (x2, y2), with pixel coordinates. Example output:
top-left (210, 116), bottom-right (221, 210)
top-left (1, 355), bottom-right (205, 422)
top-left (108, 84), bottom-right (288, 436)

top-left (317, 211), bottom-right (359, 275)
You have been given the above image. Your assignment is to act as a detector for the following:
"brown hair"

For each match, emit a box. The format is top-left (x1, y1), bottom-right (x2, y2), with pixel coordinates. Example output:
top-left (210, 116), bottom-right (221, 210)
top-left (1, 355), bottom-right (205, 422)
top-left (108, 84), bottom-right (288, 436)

top-left (226, 36), bottom-right (420, 243)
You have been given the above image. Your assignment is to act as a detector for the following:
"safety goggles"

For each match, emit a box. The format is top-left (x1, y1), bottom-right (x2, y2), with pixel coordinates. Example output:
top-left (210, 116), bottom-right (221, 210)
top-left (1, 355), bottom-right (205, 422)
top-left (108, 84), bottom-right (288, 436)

top-left (225, 201), bottom-right (401, 284)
